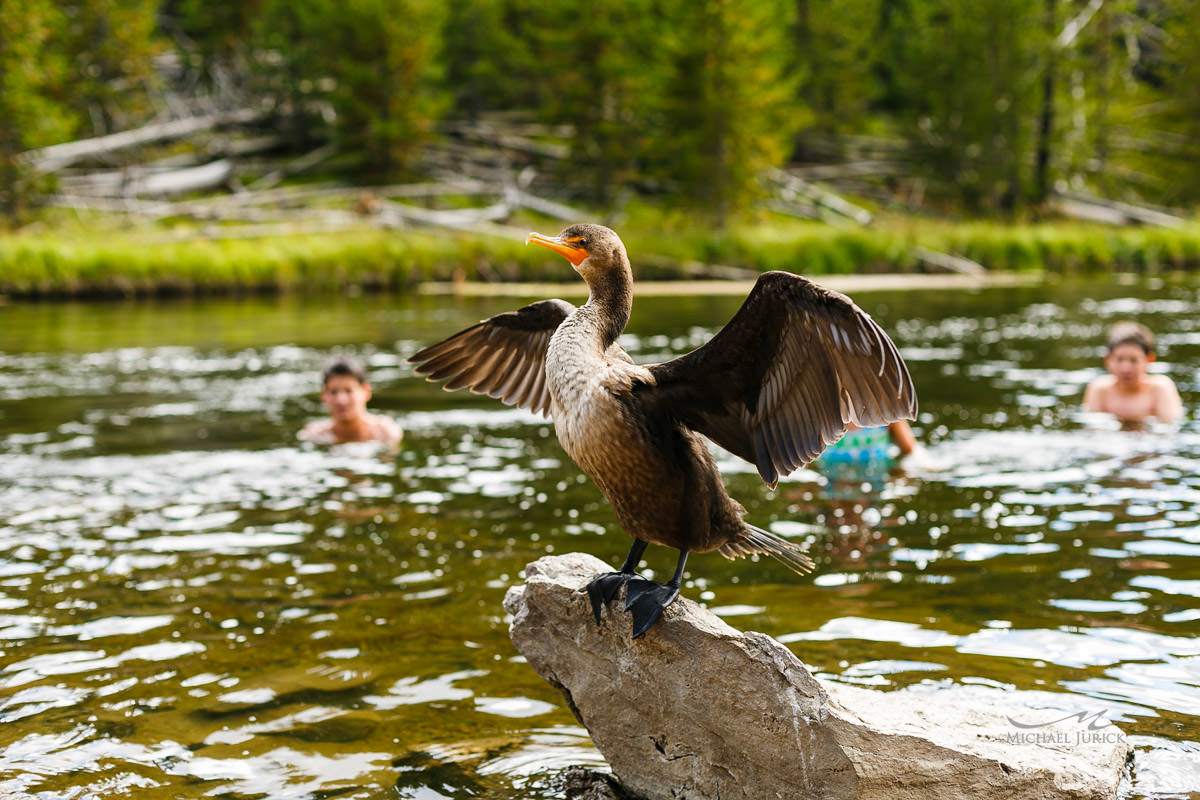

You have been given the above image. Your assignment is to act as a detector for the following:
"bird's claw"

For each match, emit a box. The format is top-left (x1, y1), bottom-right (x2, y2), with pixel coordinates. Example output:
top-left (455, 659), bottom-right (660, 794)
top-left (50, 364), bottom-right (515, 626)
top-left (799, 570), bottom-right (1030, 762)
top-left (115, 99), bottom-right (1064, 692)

top-left (585, 571), bottom-right (636, 624)
top-left (624, 578), bottom-right (680, 638)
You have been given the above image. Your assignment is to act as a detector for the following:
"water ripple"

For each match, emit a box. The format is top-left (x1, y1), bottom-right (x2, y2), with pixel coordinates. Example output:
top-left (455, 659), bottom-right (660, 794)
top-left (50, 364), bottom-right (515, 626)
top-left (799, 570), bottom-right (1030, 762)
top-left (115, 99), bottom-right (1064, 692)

top-left (2, 284), bottom-right (1198, 799)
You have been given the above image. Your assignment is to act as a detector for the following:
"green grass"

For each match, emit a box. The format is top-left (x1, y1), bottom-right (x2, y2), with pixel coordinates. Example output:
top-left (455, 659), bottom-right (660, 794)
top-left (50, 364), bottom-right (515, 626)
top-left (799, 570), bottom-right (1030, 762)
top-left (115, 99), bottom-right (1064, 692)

top-left (0, 228), bottom-right (522, 297)
top-left (3, 214), bottom-right (1200, 297)
top-left (906, 220), bottom-right (1200, 274)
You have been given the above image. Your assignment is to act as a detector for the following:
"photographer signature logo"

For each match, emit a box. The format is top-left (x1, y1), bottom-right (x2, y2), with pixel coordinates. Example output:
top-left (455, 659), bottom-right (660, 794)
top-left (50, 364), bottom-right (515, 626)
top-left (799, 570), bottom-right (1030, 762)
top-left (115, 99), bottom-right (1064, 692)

top-left (1005, 710), bottom-right (1127, 746)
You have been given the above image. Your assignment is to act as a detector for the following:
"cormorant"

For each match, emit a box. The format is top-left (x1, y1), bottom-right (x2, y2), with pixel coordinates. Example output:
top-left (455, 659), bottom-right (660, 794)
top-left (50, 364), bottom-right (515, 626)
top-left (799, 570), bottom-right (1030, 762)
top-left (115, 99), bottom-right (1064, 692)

top-left (409, 224), bottom-right (916, 637)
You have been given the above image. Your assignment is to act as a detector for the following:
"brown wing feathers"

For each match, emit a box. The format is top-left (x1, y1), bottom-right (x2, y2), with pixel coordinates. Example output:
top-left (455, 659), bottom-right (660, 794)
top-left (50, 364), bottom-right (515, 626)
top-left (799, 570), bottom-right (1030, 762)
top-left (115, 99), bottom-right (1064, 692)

top-left (409, 298), bottom-right (574, 417)
top-left (832, 313), bottom-right (913, 425)
top-left (648, 271), bottom-right (916, 487)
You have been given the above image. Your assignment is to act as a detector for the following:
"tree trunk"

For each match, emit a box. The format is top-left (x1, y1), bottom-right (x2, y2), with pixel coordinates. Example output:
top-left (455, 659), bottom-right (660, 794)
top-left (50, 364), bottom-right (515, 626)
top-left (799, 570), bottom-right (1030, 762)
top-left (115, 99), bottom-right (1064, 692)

top-left (1034, 0), bottom-right (1057, 204)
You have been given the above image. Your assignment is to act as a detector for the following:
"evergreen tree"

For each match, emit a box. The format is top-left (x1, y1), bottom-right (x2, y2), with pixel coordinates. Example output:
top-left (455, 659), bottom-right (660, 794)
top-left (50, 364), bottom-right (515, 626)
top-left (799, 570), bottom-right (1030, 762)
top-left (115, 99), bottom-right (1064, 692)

top-left (1059, 0), bottom-right (1143, 200)
top-left (58, 0), bottom-right (164, 135)
top-left (0, 0), bottom-right (74, 223)
top-left (1156, 0), bottom-right (1200, 203)
top-left (260, 0), bottom-right (447, 179)
top-left (164, 0), bottom-right (268, 96)
top-left (654, 0), bottom-right (799, 224)
top-left (792, 0), bottom-right (879, 139)
top-left (4, 0), bottom-right (1200, 218)
top-left (514, 0), bottom-right (662, 206)
top-left (885, 0), bottom-right (1048, 211)
top-left (441, 0), bottom-right (540, 119)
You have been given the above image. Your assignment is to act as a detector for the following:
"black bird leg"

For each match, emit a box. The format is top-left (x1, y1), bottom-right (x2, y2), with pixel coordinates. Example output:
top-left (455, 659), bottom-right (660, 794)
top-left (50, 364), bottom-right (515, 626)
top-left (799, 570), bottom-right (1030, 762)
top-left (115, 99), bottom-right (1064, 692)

top-left (624, 550), bottom-right (688, 639)
top-left (586, 539), bottom-right (649, 624)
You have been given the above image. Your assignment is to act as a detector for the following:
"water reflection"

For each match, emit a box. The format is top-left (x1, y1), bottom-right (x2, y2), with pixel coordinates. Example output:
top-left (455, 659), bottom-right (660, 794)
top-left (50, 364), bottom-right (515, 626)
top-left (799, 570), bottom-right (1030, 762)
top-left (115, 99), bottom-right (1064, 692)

top-left (1, 281), bottom-right (1199, 798)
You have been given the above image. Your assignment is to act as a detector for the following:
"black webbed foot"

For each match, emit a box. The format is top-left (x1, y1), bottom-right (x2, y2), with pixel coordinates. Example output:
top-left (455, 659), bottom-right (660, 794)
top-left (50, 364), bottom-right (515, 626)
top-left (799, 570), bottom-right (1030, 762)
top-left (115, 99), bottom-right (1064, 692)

top-left (587, 539), bottom-right (650, 624)
top-left (624, 577), bottom-right (681, 638)
top-left (586, 543), bottom-right (687, 637)
top-left (586, 571), bottom-right (636, 624)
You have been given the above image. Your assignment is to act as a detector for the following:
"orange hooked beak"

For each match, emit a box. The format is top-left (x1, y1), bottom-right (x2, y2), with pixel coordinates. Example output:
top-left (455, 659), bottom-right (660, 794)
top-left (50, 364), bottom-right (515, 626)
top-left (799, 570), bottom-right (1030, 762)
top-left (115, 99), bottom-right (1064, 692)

top-left (526, 231), bottom-right (589, 266)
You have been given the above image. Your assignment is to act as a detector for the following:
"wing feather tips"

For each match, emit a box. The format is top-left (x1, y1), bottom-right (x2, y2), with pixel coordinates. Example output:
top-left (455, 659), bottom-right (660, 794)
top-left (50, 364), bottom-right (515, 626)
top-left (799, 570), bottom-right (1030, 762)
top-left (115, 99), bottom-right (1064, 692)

top-left (407, 299), bottom-right (573, 416)
top-left (410, 335), bottom-right (482, 382)
top-left (752, 428), bottom-right (780, 488)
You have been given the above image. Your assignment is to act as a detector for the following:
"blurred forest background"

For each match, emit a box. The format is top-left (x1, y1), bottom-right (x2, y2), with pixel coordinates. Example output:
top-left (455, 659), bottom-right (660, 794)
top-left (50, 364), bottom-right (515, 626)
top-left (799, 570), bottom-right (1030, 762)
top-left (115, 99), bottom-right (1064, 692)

top-left (3, 0), bottom-right (1200, 294)
top-left (5, 0), bottom-right (1200, 218)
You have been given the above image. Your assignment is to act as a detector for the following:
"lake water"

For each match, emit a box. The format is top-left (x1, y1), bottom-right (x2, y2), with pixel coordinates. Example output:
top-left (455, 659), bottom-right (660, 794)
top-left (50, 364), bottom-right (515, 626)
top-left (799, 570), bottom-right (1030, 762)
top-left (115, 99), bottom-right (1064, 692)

top-left (1, 276), bottom-right (1198, 798)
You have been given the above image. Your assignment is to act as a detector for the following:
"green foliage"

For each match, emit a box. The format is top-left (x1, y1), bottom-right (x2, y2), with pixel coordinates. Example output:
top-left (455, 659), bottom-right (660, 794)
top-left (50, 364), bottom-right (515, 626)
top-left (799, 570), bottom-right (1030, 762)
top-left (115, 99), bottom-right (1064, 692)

top-left (7, 220), bottom-right (1200, 297)
top-left (1155, 0), bottom-right (1200, 203)
top-left (5, 0), bottom-right (1200, 223)
top-left (652, 0), bottom-right (800, 223)
top-left (0, 230), bottom-right (447, 295)
top-left (792, 0), bottom-right (878, 136)
top-left (257, 0), bottom-right (446, 178)
top-left (917, 220), bottom-right (1200, 274)
top-left (0, 0), bottom-right (75, 222)
top-left (1046, 0), bottom-right (1159, 202)
top-left (57, 0), bottom-right (164, 134)
top-left (517, 0), bottom-right (663, 207)
top-left (167, 0), bottom-right (268, 82)
top-left (883, 0), bottom-right (1049, 211)
top-left (440, 0), bottom-right (539, 118)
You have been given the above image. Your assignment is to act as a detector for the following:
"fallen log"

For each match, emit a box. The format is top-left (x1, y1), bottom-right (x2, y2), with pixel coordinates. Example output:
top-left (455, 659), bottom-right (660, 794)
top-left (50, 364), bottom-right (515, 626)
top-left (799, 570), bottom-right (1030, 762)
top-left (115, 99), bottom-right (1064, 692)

top-left (50, 159), bottom-right (234, 200)
top-left (216, 134), bottom-right (287, 158)
top-left (765, 199), bottom-right (823, 221)
top-left (765, 168), bottom-right (984, 274)
top-left (247, 142), bottom-right (338, 191)
top-left (43, 195), bottom-right (175, 216)
top-left (43, 194), bottom-right (363, 226)
top-left (1050, 196), bottom-right (1129, 226)
top-left (449, 121), bottom-right (571, 160)
top-left (912, 245), bottom-right (987, 276)
top-left (129, 217), bottom-right (367, 242)
top-left (636, 254), bottom-right (759, 281)
top-left (1050, 190), bottom-right (1185, 228)
top-left (504, 185), bottom-right (587, 221)
top-left (440, 119), bottom-right (575, 139)
top-left (766, 167), bottom-right (874, 226)
top-left (378, 199), bottom-right (509, 227)
top-left (22, 108), bottom-right (268, 172)
top-left (138, 158), bottom-right (235, 196)
top-left (376, 199), bottom-right (528, 239)
top-left (789, 161), bottom-right (905, 181)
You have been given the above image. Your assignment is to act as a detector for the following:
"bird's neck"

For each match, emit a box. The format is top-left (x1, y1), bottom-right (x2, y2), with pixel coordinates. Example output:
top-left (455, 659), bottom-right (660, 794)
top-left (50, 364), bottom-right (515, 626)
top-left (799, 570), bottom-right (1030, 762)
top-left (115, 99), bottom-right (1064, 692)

top-left (582, 267), bottom-right (632, 349)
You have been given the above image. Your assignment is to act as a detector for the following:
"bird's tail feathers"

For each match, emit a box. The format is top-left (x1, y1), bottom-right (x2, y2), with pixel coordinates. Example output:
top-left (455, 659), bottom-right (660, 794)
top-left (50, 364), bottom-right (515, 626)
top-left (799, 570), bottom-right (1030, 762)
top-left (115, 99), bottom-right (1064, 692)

top-left (719, 524), bottom-right (814, 575)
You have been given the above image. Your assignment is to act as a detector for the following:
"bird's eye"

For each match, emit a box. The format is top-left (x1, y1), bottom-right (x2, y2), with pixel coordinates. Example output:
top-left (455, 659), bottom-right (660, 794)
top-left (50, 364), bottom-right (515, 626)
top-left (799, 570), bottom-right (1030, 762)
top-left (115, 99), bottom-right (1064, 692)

top-left (576, 238), bottom-right (588, 248)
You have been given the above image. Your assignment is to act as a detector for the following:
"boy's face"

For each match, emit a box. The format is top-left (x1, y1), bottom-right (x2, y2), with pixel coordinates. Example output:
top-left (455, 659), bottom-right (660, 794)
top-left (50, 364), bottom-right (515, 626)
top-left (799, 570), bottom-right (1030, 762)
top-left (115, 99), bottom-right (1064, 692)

top-left (321, 374), bottom-right (371, 421)
top-left (1104, 342), bottom-right (1153, 387)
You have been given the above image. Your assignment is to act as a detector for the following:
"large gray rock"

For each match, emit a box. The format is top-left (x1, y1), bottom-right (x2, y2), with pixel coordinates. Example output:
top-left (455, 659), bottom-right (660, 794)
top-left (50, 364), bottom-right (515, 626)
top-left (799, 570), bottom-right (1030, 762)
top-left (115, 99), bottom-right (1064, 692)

top-left (504, 553), bottom-right (1130, 800)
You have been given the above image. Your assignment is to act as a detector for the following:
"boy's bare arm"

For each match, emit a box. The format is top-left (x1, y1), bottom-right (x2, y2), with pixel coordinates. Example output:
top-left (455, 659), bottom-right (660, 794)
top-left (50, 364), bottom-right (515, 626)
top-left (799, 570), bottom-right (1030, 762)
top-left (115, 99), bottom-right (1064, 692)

top-left (1154, 376), bottom-right (1184, 423)
top-left (1081, 377), bottom-right (1107, 413)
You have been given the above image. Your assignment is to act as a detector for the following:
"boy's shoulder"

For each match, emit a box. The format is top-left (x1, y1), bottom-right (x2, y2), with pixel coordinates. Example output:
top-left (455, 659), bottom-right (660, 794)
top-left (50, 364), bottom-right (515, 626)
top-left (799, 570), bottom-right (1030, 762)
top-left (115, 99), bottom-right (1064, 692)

top-left (370, 414), bottom-right (404, 443)
top-left (1147, 373), bottom-right (1178, 390)
top-left (299, 419), bottom-right (336, 443)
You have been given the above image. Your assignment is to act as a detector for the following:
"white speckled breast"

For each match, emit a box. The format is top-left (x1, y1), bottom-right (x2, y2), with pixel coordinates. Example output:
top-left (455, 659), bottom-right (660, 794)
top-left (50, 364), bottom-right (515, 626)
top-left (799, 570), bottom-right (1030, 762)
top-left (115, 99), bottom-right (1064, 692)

top-left (545, 310), bottom-right (674, 539)
top-left (546, 313), bottom-right (637, 466)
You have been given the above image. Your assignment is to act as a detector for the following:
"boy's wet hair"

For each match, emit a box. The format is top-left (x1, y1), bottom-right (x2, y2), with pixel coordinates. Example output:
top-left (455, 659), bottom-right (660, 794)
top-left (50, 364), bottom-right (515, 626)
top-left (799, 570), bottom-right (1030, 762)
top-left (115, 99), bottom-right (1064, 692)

top-left (1106, 321), bottom-right (1155, 356)
top-left (322, 356), bottom-right (369, 385)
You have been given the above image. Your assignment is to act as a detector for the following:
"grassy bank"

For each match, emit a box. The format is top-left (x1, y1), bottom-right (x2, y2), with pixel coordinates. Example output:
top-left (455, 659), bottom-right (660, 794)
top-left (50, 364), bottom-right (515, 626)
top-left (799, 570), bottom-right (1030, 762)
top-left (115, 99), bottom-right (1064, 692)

top-left (3, 216), bottom-right (1200, 298)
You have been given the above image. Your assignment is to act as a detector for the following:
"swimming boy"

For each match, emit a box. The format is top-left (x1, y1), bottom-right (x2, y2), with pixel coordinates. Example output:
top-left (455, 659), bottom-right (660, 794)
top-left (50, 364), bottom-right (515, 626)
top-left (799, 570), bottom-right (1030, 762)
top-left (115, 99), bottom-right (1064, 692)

top-left (299, 357), bottom-right (403, 445)
top-left (1083, 322), bottom-right (1183, 424)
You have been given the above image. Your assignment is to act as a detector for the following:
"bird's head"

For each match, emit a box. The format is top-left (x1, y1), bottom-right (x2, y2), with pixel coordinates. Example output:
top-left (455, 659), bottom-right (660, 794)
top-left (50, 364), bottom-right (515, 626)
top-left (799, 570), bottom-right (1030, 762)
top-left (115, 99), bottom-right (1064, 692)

top-left (526, 223), bottom-right (630, 290)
